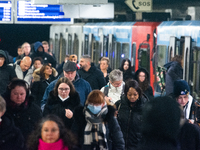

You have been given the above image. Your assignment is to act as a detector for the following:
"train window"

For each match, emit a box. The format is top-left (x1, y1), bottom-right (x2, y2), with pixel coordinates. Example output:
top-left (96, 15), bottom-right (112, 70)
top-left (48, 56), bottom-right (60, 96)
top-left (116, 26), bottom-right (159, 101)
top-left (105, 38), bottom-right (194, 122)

top-left (68, 34), bottom-right (72, 54)
top-left (157, 45), bottom-right (167, 67)
top-left (103, 36), bottom-right (109, 57)
top-left (60, 34), bottom-right (66, 64)
top-left (122, 43), bottom-right (129, 60)
top-left (73, 34), bottom-right (79, 57)
top-left (55, 33), bottom-right (60, 63)
top-left (192, 48), bottom-right (200, 101)
top-left (92, 40), bottom-right (101, 66)
top-left (84, 34), bottom-right (89, 55)
top-left (138, 43), bottom-right (150, 73)
top-left (114, 42), bottom-right (122, 69)
top-left (131, 43), bottom-right (136, 68)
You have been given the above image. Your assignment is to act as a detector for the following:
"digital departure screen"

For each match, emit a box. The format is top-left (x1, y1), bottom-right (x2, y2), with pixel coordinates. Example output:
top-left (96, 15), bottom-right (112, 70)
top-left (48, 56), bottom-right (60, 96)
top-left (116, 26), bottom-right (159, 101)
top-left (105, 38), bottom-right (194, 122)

top-left (16, 1), bottom-right (73, 24)
top-left (0, 1), bottom-right (12, 23)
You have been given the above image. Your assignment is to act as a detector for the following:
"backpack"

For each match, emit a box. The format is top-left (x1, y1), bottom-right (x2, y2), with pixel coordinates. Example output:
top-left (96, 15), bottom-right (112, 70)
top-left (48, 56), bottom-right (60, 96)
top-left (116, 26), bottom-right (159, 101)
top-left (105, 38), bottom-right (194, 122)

top-left (103, 83), bottom-right (125, 97)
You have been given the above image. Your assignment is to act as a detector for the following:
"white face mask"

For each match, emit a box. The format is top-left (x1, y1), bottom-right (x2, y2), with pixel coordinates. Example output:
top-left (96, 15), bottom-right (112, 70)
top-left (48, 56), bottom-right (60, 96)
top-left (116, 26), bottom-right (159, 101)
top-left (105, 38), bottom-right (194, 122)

top-left (58, 95), bottom-right (69, 101)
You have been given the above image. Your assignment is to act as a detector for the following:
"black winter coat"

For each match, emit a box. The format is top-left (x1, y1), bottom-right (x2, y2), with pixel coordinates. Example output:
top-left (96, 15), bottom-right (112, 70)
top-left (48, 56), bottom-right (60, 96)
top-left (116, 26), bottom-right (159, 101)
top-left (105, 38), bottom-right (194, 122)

top-left (0, 50), bottom-right (17, 95)
top-left (143, 86), bottom-right (154, 101)
top-left (31, 70), bottom-right (57, 107)
top-left (4, 96), bottom-right (42, 140)
top-left (164, 61), bottom-right (183, 95)
top-left (137, 137), bottom-right (179, 150)
top-left (31, 41), bottom-right (56, 68)
top-left (43, 91), bottom-right (81, 129)
top-left (71, 105), bottom-right (125, 150)
top-left (178, 121), bottom-right (200, 150)
top-left (0, 114), bottom-right (25, 150)
top-left (115, 94), bottom-right (148, 150)
top-left (78, 63), bottom-right (106, 90)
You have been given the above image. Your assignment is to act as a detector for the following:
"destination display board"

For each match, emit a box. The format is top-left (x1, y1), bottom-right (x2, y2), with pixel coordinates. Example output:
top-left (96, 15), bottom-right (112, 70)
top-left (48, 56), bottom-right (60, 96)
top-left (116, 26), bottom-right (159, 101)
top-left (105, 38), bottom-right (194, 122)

top-left (0, 0), bottom-right (13, 23)
top-left (15, 0), bottom-right (73, 24)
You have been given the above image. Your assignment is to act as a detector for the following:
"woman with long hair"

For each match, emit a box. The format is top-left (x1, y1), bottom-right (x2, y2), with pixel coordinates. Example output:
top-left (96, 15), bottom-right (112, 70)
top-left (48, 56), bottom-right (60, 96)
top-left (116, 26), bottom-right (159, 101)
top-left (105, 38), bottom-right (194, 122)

top-left (135, 68), bottom-right (154, 100)
top-left (119, 58), bottom-right (134, 82)
top-left (27, 114), bottom-right (78, 150)
top-left (31, 63), bottom-right (57, 106)
top-left (43, 77), bottom-right (81, 129)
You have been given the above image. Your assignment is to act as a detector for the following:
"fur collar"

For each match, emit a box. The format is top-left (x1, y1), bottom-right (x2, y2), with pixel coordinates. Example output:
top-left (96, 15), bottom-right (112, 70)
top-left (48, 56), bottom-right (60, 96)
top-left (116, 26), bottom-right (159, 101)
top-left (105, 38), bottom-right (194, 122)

top-left (32, 67), bottom-right (58, 82)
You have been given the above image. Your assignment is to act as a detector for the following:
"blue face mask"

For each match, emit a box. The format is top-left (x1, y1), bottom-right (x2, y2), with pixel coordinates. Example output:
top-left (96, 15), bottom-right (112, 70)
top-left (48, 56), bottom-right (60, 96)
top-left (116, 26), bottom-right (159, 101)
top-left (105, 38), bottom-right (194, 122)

top-left (87, 104), bottom-right (102, 114)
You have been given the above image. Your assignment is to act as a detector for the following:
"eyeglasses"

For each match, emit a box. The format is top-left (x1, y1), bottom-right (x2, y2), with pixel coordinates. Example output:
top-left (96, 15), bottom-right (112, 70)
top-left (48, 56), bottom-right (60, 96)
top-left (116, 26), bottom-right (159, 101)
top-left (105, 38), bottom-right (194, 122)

top-left (111, 81), bottom-right (122, 87)
top-left (58, 88), bottom-right (70, 92)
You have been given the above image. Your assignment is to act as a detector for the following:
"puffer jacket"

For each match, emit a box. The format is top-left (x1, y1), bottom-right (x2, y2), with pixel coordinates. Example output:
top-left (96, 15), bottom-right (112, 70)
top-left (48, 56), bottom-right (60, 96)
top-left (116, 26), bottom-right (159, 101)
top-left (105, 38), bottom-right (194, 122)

top-left (0, 50), bottom-right (17, 95)
top-left (115, 94), bottom-right (148, 150)
top-left (71, 105), bottom-right (125, 150)
top-left (31, 67), bottom-right (58, 106)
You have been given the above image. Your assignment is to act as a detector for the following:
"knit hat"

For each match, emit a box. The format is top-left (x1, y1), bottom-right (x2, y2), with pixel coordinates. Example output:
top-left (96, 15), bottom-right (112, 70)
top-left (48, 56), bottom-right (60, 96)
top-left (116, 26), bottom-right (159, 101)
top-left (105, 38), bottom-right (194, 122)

top-left (63, 61), bottom-right (77, 72)
top-left (173, 80), bottom-right (190, 97)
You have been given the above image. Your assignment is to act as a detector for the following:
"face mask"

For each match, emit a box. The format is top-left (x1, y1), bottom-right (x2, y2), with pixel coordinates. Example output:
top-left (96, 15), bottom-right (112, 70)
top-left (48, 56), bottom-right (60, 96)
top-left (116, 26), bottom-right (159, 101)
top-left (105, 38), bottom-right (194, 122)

top-left (87, 104), bottom-right (102, 114)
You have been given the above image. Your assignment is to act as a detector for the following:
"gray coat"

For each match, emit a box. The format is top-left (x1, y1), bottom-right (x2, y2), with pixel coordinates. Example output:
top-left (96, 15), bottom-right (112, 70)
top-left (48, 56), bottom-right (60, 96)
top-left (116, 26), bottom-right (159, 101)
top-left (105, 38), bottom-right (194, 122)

top-left (14, 61), bottom-right (33, 85)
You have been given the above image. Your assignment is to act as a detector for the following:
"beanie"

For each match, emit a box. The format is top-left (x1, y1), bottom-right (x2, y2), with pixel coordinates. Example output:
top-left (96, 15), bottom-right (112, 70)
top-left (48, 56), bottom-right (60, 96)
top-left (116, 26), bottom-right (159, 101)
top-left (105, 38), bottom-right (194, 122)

top-left (173, 80), bottom-right (190, 97)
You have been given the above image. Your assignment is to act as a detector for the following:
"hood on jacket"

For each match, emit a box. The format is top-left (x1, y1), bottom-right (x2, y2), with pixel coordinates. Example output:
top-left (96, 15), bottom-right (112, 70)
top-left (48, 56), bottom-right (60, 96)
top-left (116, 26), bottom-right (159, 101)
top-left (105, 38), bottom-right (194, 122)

top-left (32, 67), bottom-right (58, 82)
top-left (0, 50), bottom-right (8, 67)
top-left (135, 67), bottom-right (150, 82)
top-left (34, 41), bottom-right (44, 53)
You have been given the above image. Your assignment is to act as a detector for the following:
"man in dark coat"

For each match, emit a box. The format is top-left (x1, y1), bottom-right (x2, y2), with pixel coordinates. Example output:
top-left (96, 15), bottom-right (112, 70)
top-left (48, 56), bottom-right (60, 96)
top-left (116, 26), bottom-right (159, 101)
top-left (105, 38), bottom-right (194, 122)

top-left (30, 41), bottom-right (56, 68)
top-left (0, 50), bottom-right (17, 95)
top-left (78, 55), bottom-right (106, 90)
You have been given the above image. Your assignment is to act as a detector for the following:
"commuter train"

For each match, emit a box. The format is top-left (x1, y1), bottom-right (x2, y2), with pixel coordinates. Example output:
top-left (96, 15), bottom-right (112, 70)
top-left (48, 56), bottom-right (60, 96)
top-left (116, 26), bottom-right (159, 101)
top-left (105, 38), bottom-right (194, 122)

top-left (49, 21), bottom-right (200, 101)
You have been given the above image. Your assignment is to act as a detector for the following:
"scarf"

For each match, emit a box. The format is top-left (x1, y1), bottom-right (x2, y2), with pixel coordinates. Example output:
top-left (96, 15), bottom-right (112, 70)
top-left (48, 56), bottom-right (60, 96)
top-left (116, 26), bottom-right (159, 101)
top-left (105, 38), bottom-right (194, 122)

top-left (183, 95), bottom-right (193, 119)
top-left (38, 139), bottom-right (68, 150)
top-left (84, 105), bottom-right (108, 150)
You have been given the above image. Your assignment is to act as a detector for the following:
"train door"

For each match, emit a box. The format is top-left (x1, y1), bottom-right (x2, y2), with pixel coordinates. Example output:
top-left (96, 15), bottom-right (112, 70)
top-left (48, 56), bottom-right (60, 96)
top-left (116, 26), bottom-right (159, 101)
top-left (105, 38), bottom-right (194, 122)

top-left (182, 36), bottom-right (192, 83)
top-left (73, 33), bottom-right (79, 56)
top-left (131, 43), bottom-right (136, 70)
top-left (113, 42), bottom-right (121, 69)
top-left (168, 36), bottom-right (179, 61)
top-left (113, 42), bottom-right (130, 69)
top-left (65, 33), bottom-right (72, 55)
top-left (192, 47), bottom-right (200, 101)
top-left (83, 34), bottom-right (89, 55)
top-left (54, 33), bottom-right (60, 63)
top-left (59, 33), bottom-right (66, 64)
top-left (108, 34), bottom-right (114, 69)
top-left (91, 32), bottom-right (102, 66)
top-left (138, 43), bottom-right (150, 73)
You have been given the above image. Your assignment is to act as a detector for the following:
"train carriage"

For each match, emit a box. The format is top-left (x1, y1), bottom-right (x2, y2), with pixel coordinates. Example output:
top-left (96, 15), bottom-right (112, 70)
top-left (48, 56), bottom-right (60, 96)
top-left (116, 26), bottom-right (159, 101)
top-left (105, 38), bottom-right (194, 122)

top-left (49, 23), bottom-right (85, 64)
top-left (83, 22), bottom-right (135, 69)
top-left (156, 21), bottom-right (200, 100)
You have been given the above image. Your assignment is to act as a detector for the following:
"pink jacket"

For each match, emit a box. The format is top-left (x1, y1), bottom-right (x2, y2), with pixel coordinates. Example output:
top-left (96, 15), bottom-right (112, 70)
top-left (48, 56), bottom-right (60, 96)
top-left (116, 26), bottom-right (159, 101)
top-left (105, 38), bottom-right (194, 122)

top-left (38, 139), bottom-right (69, 150)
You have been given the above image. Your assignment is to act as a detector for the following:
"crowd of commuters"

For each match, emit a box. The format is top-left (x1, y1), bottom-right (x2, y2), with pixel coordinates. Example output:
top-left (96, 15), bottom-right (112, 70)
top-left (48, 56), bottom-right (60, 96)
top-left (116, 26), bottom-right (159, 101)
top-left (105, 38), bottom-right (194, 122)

top-left (0, 43), bottom-right (200, 150)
